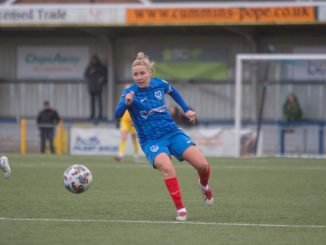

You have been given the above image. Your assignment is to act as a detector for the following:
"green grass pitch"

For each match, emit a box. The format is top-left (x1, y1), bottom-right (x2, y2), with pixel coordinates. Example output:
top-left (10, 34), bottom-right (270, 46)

top-left (0, 154), bottom-right (326, 245)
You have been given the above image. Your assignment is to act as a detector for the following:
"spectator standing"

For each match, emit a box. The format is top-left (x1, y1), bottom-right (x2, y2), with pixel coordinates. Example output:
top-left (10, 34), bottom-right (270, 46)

top-left (84, 55), bottom-right (107, 120)
top-left (283, 93), bottom-right (302, 123)
top-left (37, 101), bottom-right (61, 154)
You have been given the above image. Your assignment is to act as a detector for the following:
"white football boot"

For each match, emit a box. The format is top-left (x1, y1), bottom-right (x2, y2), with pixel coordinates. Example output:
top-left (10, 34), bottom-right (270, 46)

top-left (198, 181), bottom-right (214, 206)
top-left (0, 156), bottom-right (11, 178)
top-left (176, 208), bottom-right (188, 221)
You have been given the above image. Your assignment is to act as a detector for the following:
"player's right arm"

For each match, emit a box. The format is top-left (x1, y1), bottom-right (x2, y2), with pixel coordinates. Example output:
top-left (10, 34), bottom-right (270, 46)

top-left (114, 92), bottom-right (128, 119)
top-left (114, 91), bottom-right (135, 119)
top-left (125, 91), bottom-right (135, 105)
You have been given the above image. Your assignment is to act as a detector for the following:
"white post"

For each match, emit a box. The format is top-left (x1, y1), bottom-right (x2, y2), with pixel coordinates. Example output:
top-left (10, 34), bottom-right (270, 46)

top-left (235, 55), bottom-right (243, 157)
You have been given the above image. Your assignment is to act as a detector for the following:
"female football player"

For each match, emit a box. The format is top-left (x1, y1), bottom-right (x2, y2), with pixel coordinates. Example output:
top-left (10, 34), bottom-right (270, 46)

top-left (114, 52), bottom-right (213, 221)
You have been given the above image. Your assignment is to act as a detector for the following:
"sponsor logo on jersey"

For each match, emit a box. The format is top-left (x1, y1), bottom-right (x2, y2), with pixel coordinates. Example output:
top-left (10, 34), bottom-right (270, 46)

top-left (140, 105), bottom-right (167, 119)
top-left (154, 91), bottom-right (162, 100)
top-left (150, 145), bottom-right (159, 152)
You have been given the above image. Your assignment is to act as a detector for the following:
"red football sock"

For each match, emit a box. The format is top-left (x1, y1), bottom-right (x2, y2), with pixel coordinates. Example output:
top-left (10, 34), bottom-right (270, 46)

top-left (198, 164), bottom-right (210, 187)
top-left (164, 177), bottom-right (184, 210)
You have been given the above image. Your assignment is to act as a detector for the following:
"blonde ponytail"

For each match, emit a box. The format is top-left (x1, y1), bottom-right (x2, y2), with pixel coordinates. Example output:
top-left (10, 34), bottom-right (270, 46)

top-left (132, 52), bottom-right (155, 73)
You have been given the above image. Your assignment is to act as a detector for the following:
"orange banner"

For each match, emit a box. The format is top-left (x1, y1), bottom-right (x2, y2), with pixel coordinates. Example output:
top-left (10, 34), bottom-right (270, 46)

top-left (127, 6), bottom-right (315, 25)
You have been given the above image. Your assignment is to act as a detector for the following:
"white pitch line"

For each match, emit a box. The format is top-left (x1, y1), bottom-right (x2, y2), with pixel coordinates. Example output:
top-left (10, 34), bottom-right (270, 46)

top-left (12, 164), bottom-right (326, 171)
top-left (0, 217), bottom-right (325, 229)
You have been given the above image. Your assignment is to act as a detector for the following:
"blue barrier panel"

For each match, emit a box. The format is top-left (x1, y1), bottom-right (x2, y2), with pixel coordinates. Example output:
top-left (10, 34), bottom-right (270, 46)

top-left (319, 127), bottom-right (324, 155)
top-left (279, 120), bottom-right (325, 155)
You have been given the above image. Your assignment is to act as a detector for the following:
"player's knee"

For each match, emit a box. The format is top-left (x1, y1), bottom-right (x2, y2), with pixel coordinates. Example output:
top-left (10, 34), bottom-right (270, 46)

top-left (154, 156), bottom-right (176, 178)
top-left (194, 160), bottom-right (209, 173)
top-left (161, 166), bottom-right (175, 178)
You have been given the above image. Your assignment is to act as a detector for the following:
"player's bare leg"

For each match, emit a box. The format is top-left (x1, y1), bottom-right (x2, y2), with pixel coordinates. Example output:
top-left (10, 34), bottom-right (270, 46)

top-left (182, 146), bottom-right (214, 205)
top-left (154, 153), bottom-right (187, 221)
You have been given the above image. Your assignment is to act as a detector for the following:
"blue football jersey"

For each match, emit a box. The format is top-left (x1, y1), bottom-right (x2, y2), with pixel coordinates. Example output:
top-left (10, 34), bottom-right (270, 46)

top-left (114, 77), bottom-right (190, 145)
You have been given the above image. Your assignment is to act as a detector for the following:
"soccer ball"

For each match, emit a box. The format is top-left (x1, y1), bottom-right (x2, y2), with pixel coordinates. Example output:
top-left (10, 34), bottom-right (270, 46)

top-left (63, 164), bottom-right (93, 194)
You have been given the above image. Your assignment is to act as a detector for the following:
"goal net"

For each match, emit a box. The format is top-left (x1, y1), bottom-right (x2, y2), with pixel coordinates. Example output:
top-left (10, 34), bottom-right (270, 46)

top-left (235, 54), bottom-right (326, 157)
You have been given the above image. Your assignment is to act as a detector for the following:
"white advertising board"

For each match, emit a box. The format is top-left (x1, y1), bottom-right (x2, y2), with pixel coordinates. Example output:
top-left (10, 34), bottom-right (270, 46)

top-left (184, 127), bottom-right (262, 157)
top-left (17, 46), bottom-right (89, 80)
top-left (184, 128), bottom-right (236, 157)
top-left (70, 127), bottom-right (143, 156)
top-left (0, 6), bottom-right (125, 26)
top-left (70, 126), bottom-right (261, 157)
top-left (70, 127), bottom-right (119, 155)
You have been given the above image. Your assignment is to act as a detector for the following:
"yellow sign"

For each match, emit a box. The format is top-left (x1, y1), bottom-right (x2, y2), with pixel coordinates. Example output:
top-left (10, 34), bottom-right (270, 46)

top-left (127, 6), bottom-right (315, 25)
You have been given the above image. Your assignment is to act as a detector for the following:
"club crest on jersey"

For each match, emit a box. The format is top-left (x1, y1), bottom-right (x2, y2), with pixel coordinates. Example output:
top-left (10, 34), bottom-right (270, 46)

top-left (154, 91), bottom-right (162, 100)
top-left (150, 145), bottom-right (159, 152)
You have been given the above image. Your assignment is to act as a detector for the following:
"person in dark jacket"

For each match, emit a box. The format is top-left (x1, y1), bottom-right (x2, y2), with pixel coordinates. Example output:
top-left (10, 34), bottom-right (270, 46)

top-left (84, 55), bottom-right (107, 120)
top-left (37, 101), bottom-right (61, 154)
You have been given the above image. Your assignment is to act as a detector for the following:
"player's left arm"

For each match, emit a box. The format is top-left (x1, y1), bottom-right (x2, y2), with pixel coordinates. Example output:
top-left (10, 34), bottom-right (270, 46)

top-left (167, 85), bottom-right (196, 123)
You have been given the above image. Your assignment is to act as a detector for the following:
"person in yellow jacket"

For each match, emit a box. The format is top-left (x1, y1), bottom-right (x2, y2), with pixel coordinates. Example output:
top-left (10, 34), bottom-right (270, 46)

top-left (115, 85), bottom-right (139, 161)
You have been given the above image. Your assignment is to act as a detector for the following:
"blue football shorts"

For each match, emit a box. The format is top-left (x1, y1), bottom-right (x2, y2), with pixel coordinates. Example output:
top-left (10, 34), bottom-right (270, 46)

top-left (141, 129), bottom-right (195, 167)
